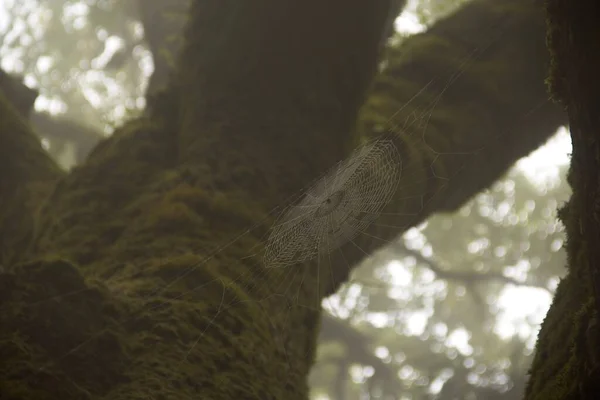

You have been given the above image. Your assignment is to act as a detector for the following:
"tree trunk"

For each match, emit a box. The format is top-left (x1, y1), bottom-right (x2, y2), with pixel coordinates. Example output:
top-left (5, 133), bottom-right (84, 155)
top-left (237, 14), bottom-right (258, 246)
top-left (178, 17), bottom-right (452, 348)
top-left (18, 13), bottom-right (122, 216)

top-left (0, 1), bottom-right (392, 399)
top-left (0, 0), bottom-right (566, 399)
top-left (525, 0), bottom-right (600, 399)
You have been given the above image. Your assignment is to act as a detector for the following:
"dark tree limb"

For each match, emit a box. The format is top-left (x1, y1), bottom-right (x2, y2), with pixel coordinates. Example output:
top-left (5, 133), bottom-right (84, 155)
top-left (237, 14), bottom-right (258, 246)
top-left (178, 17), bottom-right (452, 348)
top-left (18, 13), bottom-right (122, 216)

top-left (325, 0), bottom-right (567, 295)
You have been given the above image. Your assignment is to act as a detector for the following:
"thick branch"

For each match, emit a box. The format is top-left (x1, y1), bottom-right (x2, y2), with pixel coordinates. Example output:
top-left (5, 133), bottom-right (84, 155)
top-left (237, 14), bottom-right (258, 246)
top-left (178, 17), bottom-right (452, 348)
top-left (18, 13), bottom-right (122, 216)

top-left (325, 0), bottom-right (567, 294)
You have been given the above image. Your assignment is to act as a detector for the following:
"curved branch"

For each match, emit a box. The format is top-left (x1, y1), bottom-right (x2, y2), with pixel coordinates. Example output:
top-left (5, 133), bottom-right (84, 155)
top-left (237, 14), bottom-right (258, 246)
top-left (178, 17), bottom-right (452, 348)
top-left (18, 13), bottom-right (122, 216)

top-left (326, 0), bottom-right (567, 295)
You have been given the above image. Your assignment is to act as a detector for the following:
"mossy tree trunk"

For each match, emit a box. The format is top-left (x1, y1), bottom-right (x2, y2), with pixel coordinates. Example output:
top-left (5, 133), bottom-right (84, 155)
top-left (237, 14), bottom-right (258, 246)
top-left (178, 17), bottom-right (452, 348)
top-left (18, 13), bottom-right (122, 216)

top-left (0, 0), bottom-right (567, 399)
top-left (1, 1), bottom-right (393, 399)
top-left (525, 0), bottom-right (600, 399)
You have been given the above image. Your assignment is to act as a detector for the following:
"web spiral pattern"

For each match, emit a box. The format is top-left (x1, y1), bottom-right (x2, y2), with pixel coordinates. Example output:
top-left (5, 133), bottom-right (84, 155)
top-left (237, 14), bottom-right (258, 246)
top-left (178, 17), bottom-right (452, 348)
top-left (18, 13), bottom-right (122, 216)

top-left (263, 138), bottom-right (402, 268)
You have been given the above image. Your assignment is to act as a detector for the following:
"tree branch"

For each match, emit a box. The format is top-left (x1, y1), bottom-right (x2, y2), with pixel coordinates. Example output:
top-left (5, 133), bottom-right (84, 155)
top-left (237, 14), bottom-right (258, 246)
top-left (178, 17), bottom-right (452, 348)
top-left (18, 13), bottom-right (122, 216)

top-left (325, 0), bottom-right (567, 295)
top-left (394, 241), bottom-right (551, 291)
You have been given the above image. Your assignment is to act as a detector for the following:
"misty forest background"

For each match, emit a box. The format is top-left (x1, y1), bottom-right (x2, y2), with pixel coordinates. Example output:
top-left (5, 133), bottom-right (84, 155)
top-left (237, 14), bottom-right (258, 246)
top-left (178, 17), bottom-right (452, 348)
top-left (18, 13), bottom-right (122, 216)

top-left (0, 0), bottom-right (576, 399)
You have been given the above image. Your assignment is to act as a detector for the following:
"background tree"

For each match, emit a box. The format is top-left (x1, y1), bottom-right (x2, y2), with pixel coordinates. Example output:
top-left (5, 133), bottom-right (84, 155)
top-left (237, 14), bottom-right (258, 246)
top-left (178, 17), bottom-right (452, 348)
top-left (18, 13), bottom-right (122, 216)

top-left (524, 0), bottom-right (600, 399)
top-left (0, 0), bottom-right (572, 399)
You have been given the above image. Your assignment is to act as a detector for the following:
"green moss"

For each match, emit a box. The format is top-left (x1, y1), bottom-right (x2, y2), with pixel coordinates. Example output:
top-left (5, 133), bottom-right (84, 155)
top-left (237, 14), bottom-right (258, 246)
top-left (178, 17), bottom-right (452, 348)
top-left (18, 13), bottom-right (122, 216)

top-left (0, 258), bottom-right (128, 399)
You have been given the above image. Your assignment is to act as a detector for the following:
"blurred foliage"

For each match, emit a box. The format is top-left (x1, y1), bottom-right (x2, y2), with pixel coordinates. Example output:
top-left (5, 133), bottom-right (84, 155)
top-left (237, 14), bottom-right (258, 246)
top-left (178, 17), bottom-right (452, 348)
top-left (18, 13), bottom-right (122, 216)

top-left (0, 0), bottom-right (570, 399)
top-left (311, 161), bottom-right (569, 399)
top-left (0, 0), bottom-right (152, 167)
top-left (410, 0), bottom-right (473, 26)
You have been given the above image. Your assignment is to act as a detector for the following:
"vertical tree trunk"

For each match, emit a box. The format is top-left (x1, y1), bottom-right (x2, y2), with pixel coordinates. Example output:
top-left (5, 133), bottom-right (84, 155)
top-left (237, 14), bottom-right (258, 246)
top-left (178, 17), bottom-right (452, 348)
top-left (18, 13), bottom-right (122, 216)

top-left (0, 1), bottom-right (392, 399)
top-left (525, 0), bottom-right (600, 398)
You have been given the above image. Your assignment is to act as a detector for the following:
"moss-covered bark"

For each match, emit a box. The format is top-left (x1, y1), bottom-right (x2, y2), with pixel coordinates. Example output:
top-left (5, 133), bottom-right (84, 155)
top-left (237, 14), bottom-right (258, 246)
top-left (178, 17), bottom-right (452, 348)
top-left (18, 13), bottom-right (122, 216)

top-left (525, 0), bottom-right (600, 399)
top-left (330, 0), bottom-right (566, 289)
top-left (0, 1), bottom-right (392, 399)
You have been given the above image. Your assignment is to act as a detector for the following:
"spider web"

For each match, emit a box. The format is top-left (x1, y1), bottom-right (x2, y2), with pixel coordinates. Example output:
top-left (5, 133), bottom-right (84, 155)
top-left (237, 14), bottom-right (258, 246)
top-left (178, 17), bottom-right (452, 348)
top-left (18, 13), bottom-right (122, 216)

top-left (263, 138), bottom-right (402, 269)
top-left (0, 10), bottom-right (553, 399)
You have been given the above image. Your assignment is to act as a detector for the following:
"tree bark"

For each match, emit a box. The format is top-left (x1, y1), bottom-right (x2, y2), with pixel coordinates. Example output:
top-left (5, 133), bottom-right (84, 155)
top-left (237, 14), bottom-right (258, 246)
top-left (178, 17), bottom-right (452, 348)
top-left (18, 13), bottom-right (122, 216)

top-left (329, 0), bottom-right (566, 290)
top-left (136, 0), bottom-right (568, 299)
top-left (525, 0), bottom-right (600, 399)
top-left (136, 0), bottom-right (190, 99)
top-left (0, 1), bottom-right (391, 399)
